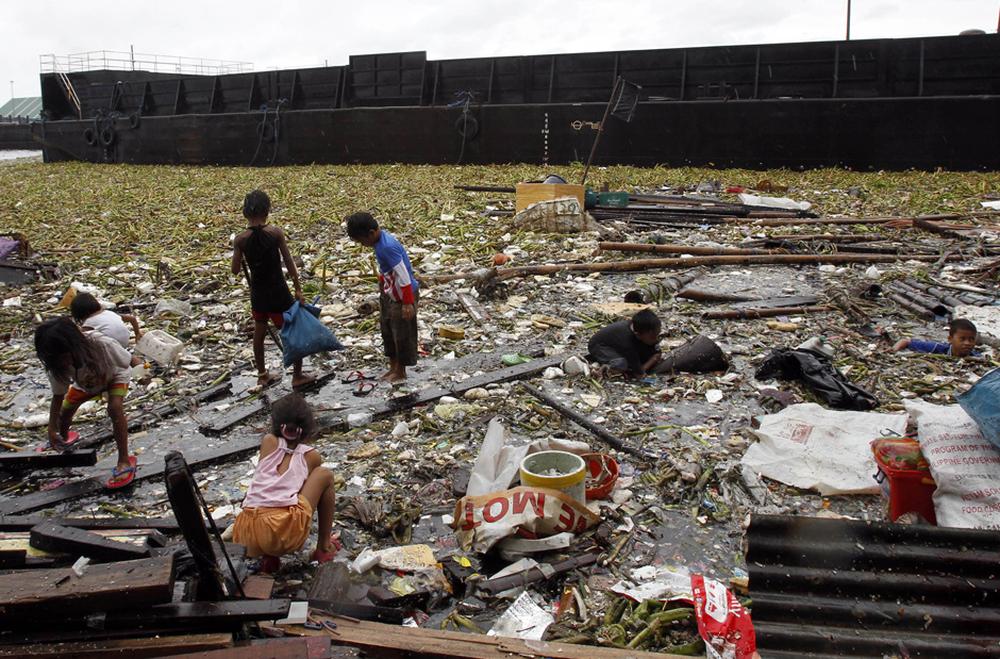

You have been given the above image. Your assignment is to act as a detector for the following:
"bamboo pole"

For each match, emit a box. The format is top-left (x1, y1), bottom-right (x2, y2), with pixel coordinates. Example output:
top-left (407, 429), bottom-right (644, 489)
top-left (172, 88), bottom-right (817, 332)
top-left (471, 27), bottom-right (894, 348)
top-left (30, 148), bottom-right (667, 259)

top-left (423, 252), bottom-right (954, 285)
top-left (701, 305), bottom-right (834, 320)
top-left (599, 242), bottom-right (779, 256)
top-left (763, 234), bottom-right (889, 243)
top-left (521, 384), bottom-right (646, 459)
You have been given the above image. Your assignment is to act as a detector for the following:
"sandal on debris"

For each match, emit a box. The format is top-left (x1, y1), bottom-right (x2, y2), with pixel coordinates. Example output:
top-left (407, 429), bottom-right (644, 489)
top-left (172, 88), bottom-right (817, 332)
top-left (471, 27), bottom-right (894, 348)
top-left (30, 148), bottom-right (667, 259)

top-left (105, 455), bottom-right (138, 490)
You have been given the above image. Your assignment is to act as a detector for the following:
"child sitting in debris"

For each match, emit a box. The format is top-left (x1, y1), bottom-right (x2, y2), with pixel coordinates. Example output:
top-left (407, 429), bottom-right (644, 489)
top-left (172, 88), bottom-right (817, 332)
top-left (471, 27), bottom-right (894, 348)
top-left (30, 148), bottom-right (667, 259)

top-left (70, 292), bottom-right (143, 365)
top-left (231, 189), bottom-right (313, 389)
top-left (892, 318), bottom-right (980, 357)
top-left (345, 211), bottom-right (419, 383)
top-left (34, 317), bottom-right (136, 488)
top-left (232, 393), bottom-right (337, 573)
top-left (588, 309), bottom-right (663, 377)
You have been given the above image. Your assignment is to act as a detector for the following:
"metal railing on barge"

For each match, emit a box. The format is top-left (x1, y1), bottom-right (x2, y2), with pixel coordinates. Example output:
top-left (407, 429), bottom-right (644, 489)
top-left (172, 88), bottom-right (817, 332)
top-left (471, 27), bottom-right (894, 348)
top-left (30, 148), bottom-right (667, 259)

top-left (40, 51), bottom-right (253, 77)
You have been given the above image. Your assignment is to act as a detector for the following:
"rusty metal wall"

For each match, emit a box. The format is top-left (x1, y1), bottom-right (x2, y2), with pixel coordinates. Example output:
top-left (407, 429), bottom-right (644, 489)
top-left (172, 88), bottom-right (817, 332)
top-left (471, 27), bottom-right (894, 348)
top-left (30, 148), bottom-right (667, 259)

top-left (747, 514), bottom-right (1000, 658)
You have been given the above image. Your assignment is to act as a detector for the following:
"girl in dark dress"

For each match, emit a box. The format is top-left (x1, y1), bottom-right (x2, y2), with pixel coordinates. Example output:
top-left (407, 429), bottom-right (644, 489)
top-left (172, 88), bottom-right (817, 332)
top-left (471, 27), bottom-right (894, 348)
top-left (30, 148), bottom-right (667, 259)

top-left (232, 190), bottom-right (313, 388)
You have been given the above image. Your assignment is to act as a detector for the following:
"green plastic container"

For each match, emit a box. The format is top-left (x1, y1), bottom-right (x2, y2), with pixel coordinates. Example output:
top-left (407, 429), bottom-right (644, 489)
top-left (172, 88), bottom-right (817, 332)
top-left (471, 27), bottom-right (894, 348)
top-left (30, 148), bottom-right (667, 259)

top-left (597, 191), bottom-right (629, 207)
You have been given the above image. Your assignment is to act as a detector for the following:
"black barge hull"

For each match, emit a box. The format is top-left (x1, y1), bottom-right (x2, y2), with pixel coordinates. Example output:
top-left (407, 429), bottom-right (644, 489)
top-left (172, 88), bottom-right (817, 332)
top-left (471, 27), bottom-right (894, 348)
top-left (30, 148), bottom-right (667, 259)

top-left (34, 34), bottom-right (1000, 170)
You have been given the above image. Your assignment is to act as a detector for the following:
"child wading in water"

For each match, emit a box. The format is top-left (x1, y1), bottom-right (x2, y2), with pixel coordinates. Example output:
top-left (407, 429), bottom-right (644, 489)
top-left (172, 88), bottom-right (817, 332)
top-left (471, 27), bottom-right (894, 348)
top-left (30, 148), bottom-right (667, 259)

top-left (232, 394), bottom-right (337, 573)
top-left (231, 190), bottom-right (313, 388)
top-left (34, 317), bottom-right (136, 488)
top-left (345, 211), bottom-right (419, 383)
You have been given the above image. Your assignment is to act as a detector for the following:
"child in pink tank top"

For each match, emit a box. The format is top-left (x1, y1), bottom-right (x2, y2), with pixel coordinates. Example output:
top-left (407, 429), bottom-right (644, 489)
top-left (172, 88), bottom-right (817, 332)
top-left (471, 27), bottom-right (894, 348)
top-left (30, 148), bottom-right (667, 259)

top-left (233, 394), bottom-right (337, 573)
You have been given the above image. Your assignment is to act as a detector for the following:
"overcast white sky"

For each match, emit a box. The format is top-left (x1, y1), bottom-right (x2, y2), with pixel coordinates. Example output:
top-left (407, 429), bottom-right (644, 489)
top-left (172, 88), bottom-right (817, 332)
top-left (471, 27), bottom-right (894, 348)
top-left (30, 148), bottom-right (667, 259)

top-left (3, 0), bottom-right (997, 102)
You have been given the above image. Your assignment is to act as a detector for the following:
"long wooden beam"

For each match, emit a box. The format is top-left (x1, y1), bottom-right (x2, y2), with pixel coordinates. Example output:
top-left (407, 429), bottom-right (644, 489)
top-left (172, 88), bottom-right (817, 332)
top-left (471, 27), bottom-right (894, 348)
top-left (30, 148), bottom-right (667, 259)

top-left (286, 613), bottom-right (685, 659)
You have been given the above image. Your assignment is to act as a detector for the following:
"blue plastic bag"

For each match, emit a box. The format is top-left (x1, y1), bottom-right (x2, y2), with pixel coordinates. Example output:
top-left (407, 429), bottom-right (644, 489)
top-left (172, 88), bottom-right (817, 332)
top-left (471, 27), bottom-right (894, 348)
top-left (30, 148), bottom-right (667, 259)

top-left (957, 367), bottom-right (1000, 451)
top-left (280, 300), bottom-right (344, 367)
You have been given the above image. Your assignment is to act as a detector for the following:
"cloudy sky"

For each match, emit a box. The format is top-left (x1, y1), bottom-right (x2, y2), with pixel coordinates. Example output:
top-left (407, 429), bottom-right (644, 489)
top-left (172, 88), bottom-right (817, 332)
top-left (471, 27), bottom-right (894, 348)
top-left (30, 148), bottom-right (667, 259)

top-left (3, 0), bottom-right (996, 102)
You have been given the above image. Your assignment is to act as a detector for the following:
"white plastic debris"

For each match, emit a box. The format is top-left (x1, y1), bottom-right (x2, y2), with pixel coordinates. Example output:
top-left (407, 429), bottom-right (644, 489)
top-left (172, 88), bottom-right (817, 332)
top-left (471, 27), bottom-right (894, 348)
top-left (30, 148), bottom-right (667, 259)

top-left (347, 412), bottom-right (373, 428)
top-left (153, 297), bottom-right (193, 317)
top-left (542, 367), bottom-right (564, 379)
top-left (738, 192), bottom-right (812, 211)
top-left (350, 547), bottom-right (380, 573)
top-left (865, 265), bottom-right (882, 279)
top-left (705, 389), bottom-right (724, 403)
top-left (136, 329), bottom-right (184, 365)
top-left (561, 355), bottom-right (591, 376)
top-left (71, 556), bottom-right (90, 577)
top-left (487, 592), bottom-right (554, 640)
top-left (391, 421), bottom-right (410, 437)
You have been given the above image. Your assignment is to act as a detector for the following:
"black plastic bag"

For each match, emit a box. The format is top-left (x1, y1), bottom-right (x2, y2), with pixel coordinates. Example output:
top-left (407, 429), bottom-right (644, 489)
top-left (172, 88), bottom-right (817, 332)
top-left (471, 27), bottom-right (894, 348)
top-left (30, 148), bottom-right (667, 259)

top-left (755, 349), bottom-right (878, 411)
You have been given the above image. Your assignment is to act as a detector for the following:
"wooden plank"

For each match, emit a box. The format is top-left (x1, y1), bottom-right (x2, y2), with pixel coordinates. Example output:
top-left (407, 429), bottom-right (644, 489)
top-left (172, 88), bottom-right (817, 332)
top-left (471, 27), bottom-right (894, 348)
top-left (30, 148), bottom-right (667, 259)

top-left (101, 599), bottom-right (291, 630)
top-left (170, 637), bottom-right (330, 658)
top-left (0, 515), bottom-right (185, 532)
top-left (287, 614), bottom-right (682, 659)
top-left (0, 632), bottom-right (233, 658)
top-left (322, 355), bottom-right (563, 431)
top-left (0, 555), bottom-right (175, 622)
top-left (457, 293), bottom-right (487, 323)
top-left (308, 599), bottom-right (405, 625)
top-left (241, 574), bottom-right (275, 599)
top-left (199, 400), bottom-right (266, 435)
top-left (515, 183), bottom-right (586, 212)
top-left (0, 436), bottom-right (258, 517)
top-left (81, 378), bottom-right (234, 449)
top-left (29, 522), bottom-right (151, 563)
top-left (200, 368), bottom-right (338, 435)
top-left (0, 449), bottom-right (97, 470)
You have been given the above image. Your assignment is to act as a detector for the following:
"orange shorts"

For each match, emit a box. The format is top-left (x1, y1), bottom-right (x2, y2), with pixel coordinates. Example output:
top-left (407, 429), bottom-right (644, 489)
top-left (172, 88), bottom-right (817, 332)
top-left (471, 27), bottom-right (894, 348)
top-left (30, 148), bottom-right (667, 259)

top-left (62, 383), bottom-right (128, 410)
top-left (232, 494), bottom-right (312, 558)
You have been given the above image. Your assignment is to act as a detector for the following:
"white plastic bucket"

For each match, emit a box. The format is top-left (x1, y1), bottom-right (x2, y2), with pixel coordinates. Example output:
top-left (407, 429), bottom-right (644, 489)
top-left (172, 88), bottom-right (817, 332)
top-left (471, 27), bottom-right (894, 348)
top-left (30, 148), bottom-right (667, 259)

top-left (136, 329), bottom-right (184, 365)
top-left (520, 450), bottom-right (586, 503)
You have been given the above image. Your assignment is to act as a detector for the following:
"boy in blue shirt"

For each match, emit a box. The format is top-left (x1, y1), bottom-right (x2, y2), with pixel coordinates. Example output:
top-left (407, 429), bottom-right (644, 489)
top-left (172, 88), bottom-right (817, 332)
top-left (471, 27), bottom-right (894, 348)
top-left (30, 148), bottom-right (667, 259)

top-left (346, 212), bottom-right (419, 383)
top-left (892, 318), bottom-right (979, 357)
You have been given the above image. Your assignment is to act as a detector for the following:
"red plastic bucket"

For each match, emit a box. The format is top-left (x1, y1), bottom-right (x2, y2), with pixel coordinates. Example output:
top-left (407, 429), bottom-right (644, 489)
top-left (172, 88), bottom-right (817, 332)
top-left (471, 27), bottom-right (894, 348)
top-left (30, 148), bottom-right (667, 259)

top-left (582, 453), bottom-right (619, 500)
top-left (871, 438), bottom-right (937, 525)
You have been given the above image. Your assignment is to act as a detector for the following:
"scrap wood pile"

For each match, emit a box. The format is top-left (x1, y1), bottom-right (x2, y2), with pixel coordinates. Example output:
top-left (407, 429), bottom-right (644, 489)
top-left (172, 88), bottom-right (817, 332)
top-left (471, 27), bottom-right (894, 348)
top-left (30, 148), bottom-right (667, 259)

top-left (0, 161), bottom-right (998, 657)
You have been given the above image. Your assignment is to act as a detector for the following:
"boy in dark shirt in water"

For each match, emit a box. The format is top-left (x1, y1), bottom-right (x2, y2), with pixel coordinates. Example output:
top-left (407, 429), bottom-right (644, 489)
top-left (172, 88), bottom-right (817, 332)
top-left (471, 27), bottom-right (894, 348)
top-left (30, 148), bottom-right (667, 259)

top-left (588, 309), bottom-right (663, 377)
top-left (232, 190), bottom-right (313, 388)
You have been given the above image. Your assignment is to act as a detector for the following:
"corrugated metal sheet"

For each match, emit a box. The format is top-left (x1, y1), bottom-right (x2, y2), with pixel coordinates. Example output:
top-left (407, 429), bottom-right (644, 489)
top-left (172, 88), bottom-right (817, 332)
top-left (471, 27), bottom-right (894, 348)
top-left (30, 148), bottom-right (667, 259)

top-left (747, 514), bottom-right (1000, 658)
top-left (0, 97), bottom-right (42, 119)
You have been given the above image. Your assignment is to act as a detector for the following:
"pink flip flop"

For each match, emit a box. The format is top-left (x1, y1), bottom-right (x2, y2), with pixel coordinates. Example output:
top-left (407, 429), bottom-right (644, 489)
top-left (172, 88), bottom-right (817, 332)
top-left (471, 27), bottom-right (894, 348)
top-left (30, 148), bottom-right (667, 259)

top-left (37, 431), bottom-right (82, 454)
top-left (105, 455), bottom-right (138, 490)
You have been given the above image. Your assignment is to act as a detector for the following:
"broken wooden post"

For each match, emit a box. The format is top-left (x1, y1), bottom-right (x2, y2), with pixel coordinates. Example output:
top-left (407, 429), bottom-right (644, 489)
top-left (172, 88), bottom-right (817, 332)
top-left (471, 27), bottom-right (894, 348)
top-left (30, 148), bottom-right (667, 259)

top-left (29, 521), bottom-right (151, 563)
top-left (677, 287), bottom-right (757, 303)
top-left (164, 451), bottom-right (226, 601)
top-left (702, 305), bottom-right (834, 320)
top-left (476, 552), bottom-right (599, 596)
top-left (521, 384), bottom-right (647, 459)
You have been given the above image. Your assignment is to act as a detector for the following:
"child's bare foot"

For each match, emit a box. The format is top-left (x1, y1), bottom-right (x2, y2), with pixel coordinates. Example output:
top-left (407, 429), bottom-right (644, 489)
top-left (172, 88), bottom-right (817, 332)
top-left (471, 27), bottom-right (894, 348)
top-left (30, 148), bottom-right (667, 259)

top-left (379, 369), bottom-right (395, 381)
top-left (291, 373), bottom-right (316, 390)
top-left (256, 371), bottom-right (280, 388)
top-left (384, 369), bottom-right (406, 384)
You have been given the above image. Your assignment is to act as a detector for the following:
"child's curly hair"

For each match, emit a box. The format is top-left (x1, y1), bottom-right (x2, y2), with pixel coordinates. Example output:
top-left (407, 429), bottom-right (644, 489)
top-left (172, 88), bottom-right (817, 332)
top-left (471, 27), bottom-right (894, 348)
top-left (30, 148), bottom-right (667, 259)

top-left (270, 393), bottom-right (317, 441)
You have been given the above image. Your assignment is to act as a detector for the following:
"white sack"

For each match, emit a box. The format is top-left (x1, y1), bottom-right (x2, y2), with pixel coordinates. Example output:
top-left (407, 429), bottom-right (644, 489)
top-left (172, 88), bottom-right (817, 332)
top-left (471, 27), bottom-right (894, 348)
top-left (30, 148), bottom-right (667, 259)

top-left (905, 399), bottom-right (1000, 530)
top-left (741, 403), bottom-right (908, 495)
